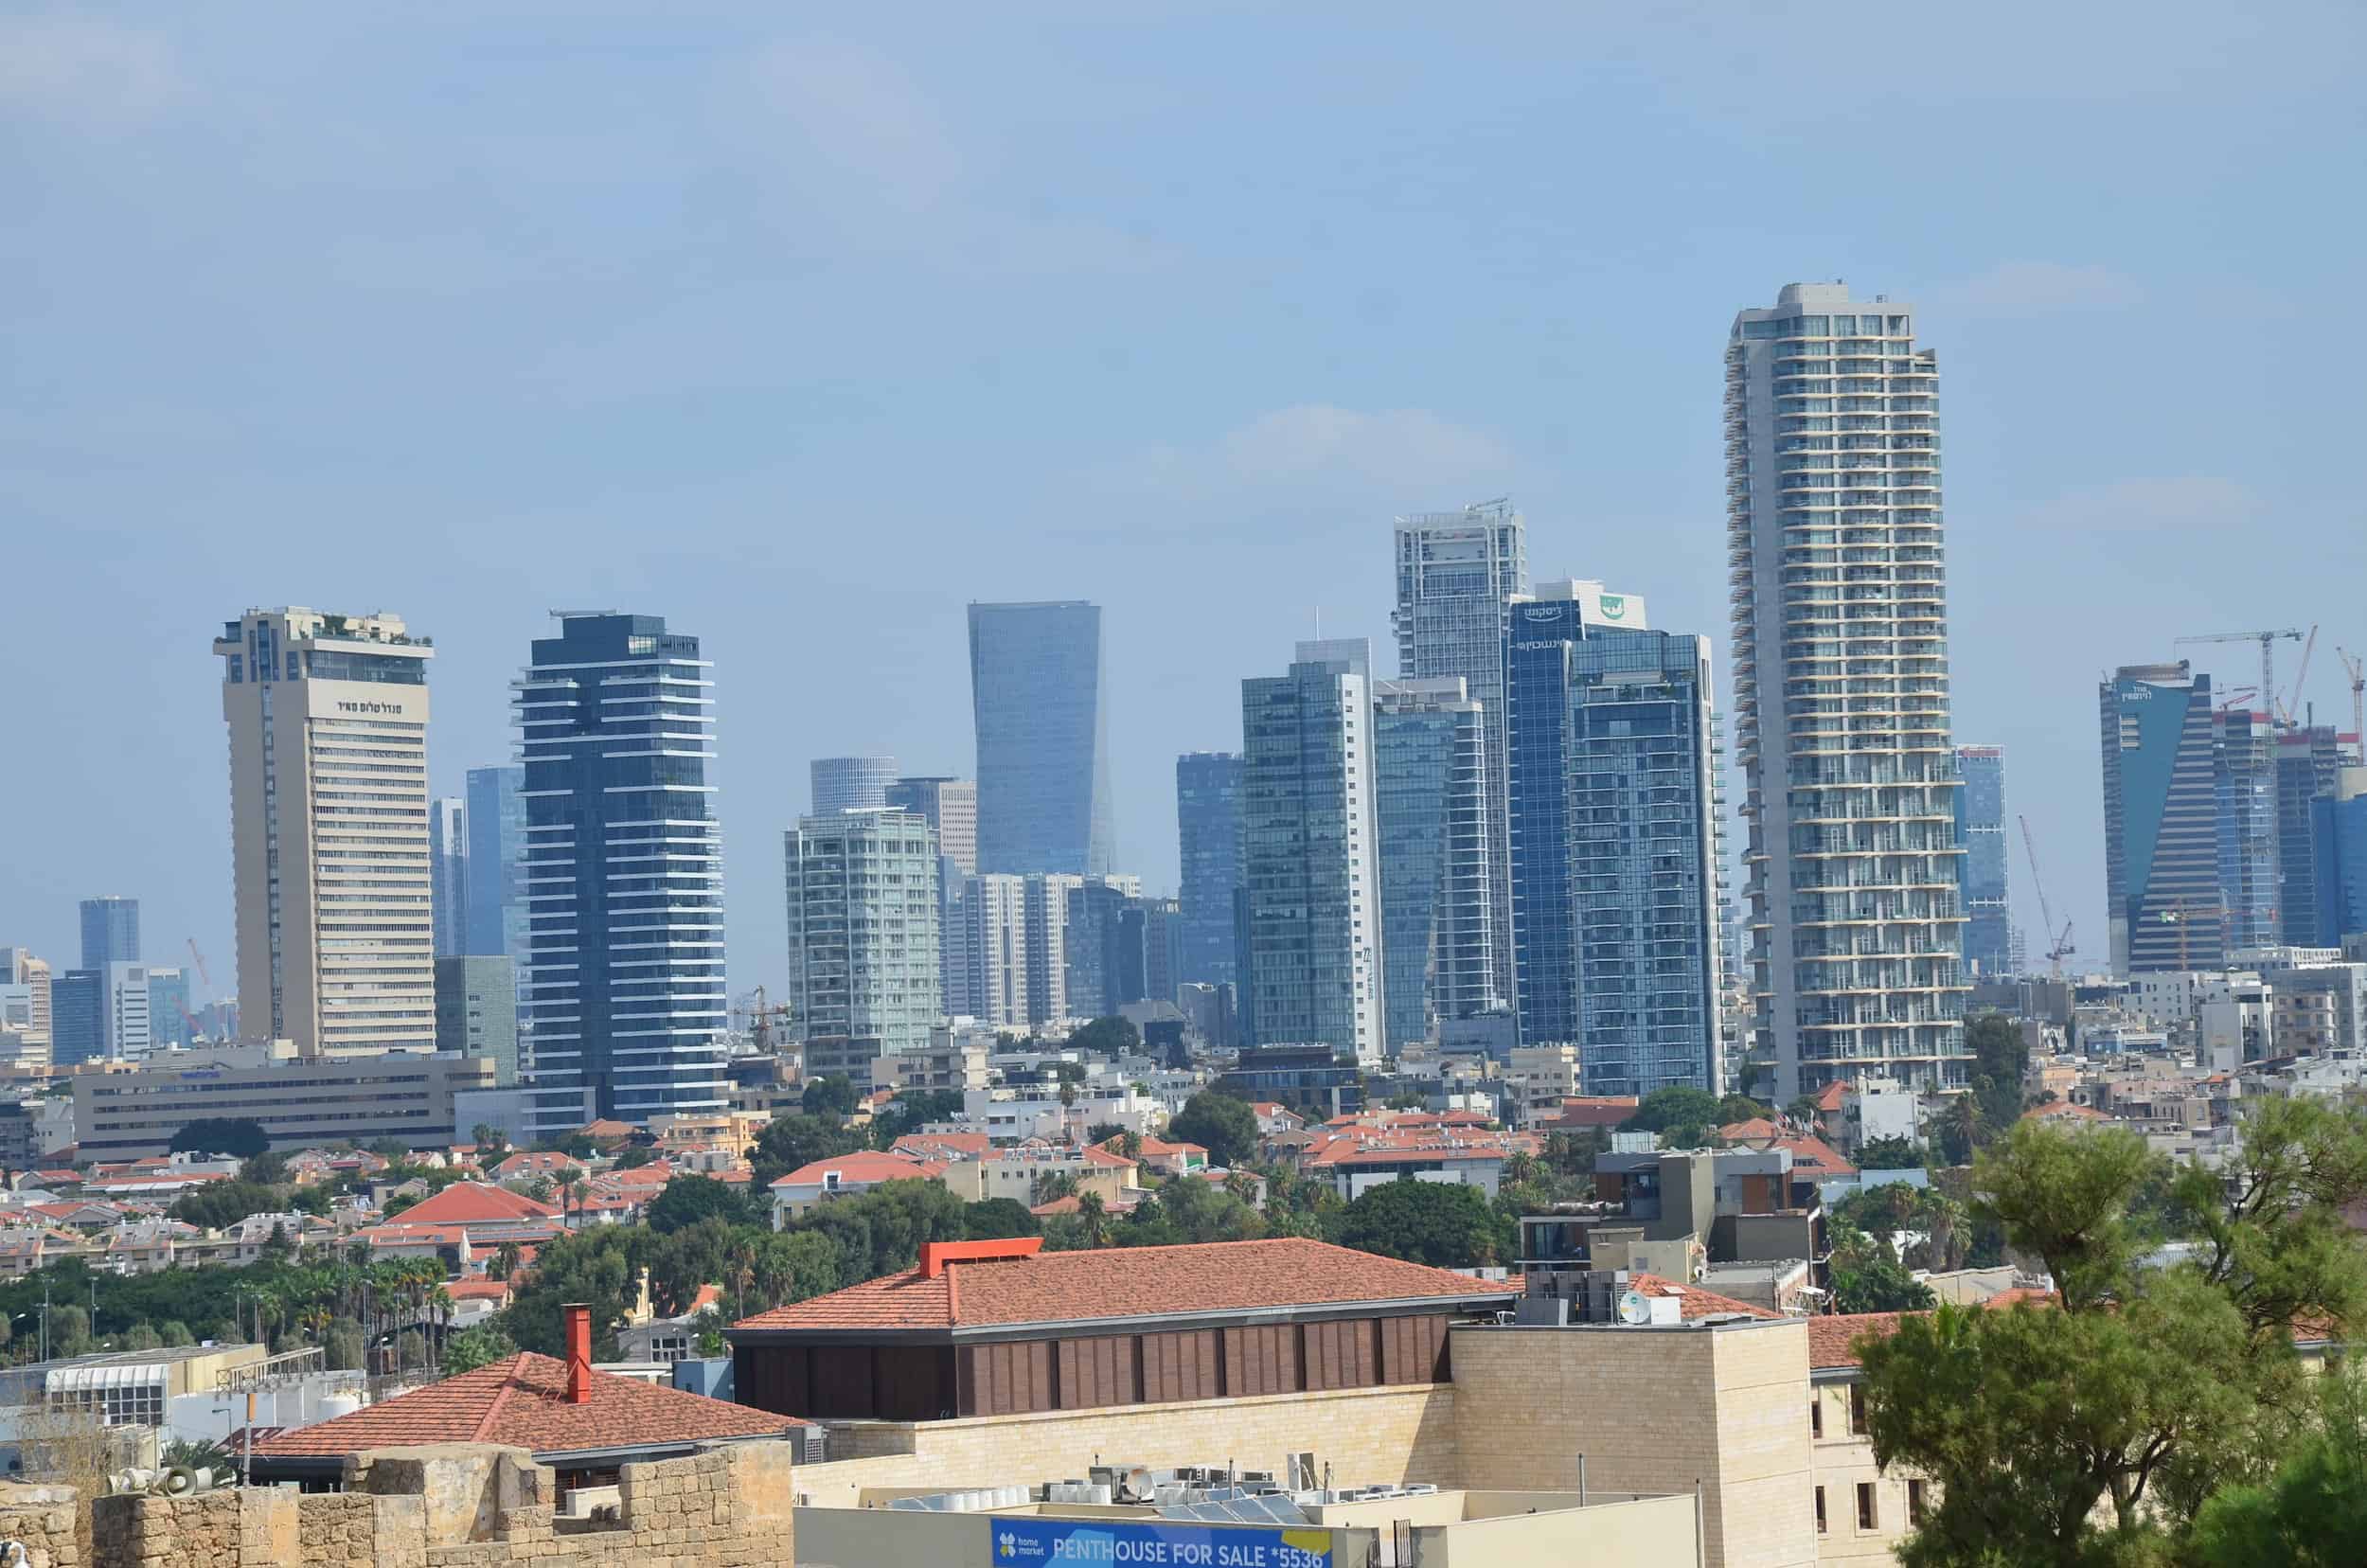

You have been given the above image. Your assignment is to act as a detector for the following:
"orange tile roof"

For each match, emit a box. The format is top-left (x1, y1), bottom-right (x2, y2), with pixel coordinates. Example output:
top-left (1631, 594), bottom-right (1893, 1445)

top-left (1811, 1081), bottom-right (1849, 1113)
top-left (1809, 1311), bottom-right (1910, 1367)
top-left (1717, 1117), bottom-right (1785, 1142)
top-left (443, 1279), bottom-right (512, 1303)
top-left (769, 1150), bottom-right (947, 1189)
top-left (1625, 1273), bottom-right (1782, 1321)
top-left (253, 1353), bottom-right (799, 1458)
top-left (1550, 1096), bottom-right (1640, 1129)
top-left (894, 1131), bottom-right (992, 1161)
top-left (2024, 1100), bottom-right (2110, 1122)
top-left (1770, 1135), bottom-right (1856, 1178)
top-left (398, 1182), bottom-right (559, 1226)
top-left (730, 1238), bottom-right (1516, 1335)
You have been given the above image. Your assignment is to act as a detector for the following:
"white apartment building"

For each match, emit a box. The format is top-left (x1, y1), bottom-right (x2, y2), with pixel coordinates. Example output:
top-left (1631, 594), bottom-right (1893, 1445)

top-left (1726, 284), bottom-right (1967, 1096)
top-left (214, 609), bottom-right (436, 1054)
top-left (784, 810), bottom-right (942, 1056)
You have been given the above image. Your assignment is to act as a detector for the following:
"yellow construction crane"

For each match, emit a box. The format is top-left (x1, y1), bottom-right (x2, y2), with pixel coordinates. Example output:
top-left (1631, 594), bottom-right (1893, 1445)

top-left (2340, 647), bottom-right (2365, 744)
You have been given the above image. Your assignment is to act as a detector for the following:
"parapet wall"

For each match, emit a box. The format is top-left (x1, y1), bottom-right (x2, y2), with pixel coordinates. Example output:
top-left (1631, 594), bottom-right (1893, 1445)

top-left (0, 1442), bottom-right (795, 1568)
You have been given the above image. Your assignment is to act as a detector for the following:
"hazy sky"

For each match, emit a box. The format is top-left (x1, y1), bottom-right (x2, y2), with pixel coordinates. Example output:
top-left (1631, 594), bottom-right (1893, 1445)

top-left (6, 3), bottom-right (2364, 1008)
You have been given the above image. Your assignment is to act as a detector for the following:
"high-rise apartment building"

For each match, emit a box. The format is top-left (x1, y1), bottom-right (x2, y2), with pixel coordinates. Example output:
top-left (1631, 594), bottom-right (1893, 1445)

top-left (1372, 678), bottom-right (1494, 1049)
top-left (1394, 503), bottom-right (1527, 1002)
top-left (1952, 746), bottom-right (2015, 976)
top-left (429, 797), bottom-right (468, 958)
top-left (884, 777), bottom-right (978, 877)
top-left (514, 613), bottom-right (727, 1128)
top-left (1505, 597), bottom-right (1722, 1096)
top-left (947, 873), bottom-right (1031, 1028)
top-left (214, 608), bottom-right (436, 1054)
top-left (2100, 663), bottom-right (2224, 975)
top-left (464, 765), bottom-right (529, 975)
top-left (1240, 640), bottom-right (1385, 1061)
top-left (79, 898), bottom-right (140, 972)
top-left (0, 950), bottom-right (52, 1052)
top-left (2213, 712), bottom-right (2277, 952)
top-left (2280, 725), bottom-right (2359, 944)
top-left (1175, 752), bottom-right (1244, 989)
top-left (811, 756), bottom-right (899, 816)
top-left (969, 600), bottom-right (1113, 876)
top-left (1727, 283), bottom-right (1967, 1094)
top-left (784, 811), bottom-right (943, 1056)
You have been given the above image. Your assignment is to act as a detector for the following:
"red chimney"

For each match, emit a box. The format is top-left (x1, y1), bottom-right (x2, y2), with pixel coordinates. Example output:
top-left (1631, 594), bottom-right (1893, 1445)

top-left (563, 1303), bottom-right (592, 1405)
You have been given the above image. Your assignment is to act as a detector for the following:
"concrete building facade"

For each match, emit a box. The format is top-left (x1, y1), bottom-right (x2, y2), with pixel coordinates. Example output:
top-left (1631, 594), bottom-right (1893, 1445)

top-left (73, 1041), bottom-right (497, 1157)
top-left (215, 608), bottom-right (436, 1053)
top-left (785, 811), bottom-right (943, 1056)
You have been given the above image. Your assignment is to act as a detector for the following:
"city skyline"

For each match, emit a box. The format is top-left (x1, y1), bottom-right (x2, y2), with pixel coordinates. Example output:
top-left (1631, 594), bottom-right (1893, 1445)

top-left (7, 8), bottom-right (2364, 1007)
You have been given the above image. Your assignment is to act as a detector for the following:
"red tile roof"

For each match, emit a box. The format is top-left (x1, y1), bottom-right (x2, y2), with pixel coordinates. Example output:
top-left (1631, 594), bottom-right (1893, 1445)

top-left (2024, 1100), bottom-right (2110, 1122)
top-left (443, 1279), bottom-right (513, 1304)
top-left (894, 1132), bottom-right (992, 1161)
top-left (1809, 1311), bottom-right (1910, 1368)
top-left (253, 1353), bottom-right (799, 1458)
top-left (730, 1238), bottom-right (1515, 1334)
top-left (768, 1151), bottom-right (947, 1190)
top-left (1625, 1273), bottom-right (1782, 1321)
top-left (1770, 1135), bottom-right (1856, 1179)
top-left (1811, 1081), bottom-right (1849, 1114)
top-left (1548, 1096), bottom-right (1639, 1130)
top-left (1717, 1117), bottom-right (1785, 1142)
top-left (397, 1182), bottom-right (559, 1226)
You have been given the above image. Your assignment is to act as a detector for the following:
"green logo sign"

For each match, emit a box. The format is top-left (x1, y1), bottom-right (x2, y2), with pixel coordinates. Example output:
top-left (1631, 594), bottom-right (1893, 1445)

top-left (1597, 595), bottom-right (1628, 621)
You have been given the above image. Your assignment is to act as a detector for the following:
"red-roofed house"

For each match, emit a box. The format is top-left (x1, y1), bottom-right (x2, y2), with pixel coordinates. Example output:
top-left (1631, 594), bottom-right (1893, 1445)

top-left (395, 1181), bottom-right (559, 1230)
top-left (1547, 1096), bottom-right (1640, 1131)
top-left (727, 1237), bottom-right (1517, 1423)
top-left (768, 1150), bottom-right (948, 1224)
top-left (252, 1308), bottom-right (805, 1486)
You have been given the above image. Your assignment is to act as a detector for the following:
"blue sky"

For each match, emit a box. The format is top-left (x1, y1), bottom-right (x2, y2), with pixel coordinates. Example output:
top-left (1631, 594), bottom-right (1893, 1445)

top-left (5, 2), bottom-right (2363, 1005)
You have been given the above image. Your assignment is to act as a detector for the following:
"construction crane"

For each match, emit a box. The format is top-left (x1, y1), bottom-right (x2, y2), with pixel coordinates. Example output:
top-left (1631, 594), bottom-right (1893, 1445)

top-left (733, 985), bottom-right (794, 1054)
top-left (2176, 629), bottom-right (2305, 733)
top-left (2280, 625), bottom-right (2320, 729)
top-left (186, 938), bottom-right (213, 994)
top-left (2018, 815), bottom-right (2075, 977)
top-left (2339, 647), bottom-right (2365, 747)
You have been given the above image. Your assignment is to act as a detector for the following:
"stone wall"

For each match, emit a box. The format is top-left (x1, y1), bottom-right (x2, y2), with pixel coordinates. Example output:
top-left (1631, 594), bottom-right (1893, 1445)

top-left (0, 1442), bottom-right (795, 1568)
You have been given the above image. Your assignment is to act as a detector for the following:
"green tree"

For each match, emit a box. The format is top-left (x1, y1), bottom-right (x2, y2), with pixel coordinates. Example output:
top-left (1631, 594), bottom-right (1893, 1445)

top-left (1167, 1092), bottom-right (1259, 1167)
top-left (1620, 1086), bottom-right (1725, 1138)
top-left (49, 1304), bottom-right (90, 1357)
top-left (501, 1225), bottom-right (644, 1359)
top-left (748, 1114), bottom-right (863, 1188)
top-left (1828, 1259), bottom-right (1936, 1314)
top-left (1965, 1012), bottom-right (2030, 1143)
top-left (645, 1173), bottom-right (756, 1235)
top-left (324, 1319), bottom-right (365, 1371)
top-left (122, 1322), bottom-right (162, 1351)
top-left (1334, 1180), bottom-right (1499, 1268)
top-left (440, 1324), bottom-right (516, 1377)
top-left (240, 1150), bottom-right (291, 1185)
top-left (747, 1230), bottom-right (841, 1311)
top-left (2190, 1362), bottom-right (2367, 1567)
top-left (645, 1217), bottom-right (743, 1318)
top-left (157, 1320), bottom-right (193, 1347)
top-left (612, 1146), bottom-right (656, 1170)
top-left (962, 1198), bottom-right (1041, 1239)
top-left (169, 1117), bottom-right (272, 1158)
top-left (1067, 1016), bottom-right (1141, 1058)
top-left (1935, 1095), bottom-right (1980, 1167)
top-left (1855, 1136), bottom-right (1925, 1170)
top-left (168, 1181), bottom-right (284, 1232)
top-left (801, 1076), bottom-right (861, 1118)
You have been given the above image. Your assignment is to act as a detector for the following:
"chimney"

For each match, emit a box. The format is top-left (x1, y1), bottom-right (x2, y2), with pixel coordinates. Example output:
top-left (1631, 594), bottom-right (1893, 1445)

top-left (563, 1302), bottom-right (592, 1404)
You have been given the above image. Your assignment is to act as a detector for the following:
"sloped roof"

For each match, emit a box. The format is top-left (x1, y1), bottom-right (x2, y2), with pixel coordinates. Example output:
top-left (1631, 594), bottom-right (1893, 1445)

top-left (729, 1238), bottom-right (1516, 1335)
top-left (1625, 1272), bottom-right (1782, 1321)
top-left (767, 1151), bottom-right (946, 1190)
top-left (1811, 1081), bottom-right (1849, 1113)
top-left (394, 1182), bottom-right (559, 1226)
top-left (252, 1353), bottom-right (799, 1458)
top-left (1809, 1311), bottom-right (1910, 1368)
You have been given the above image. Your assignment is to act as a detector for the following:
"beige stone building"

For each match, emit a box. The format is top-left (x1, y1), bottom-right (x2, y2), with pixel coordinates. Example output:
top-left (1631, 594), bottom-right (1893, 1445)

top-left (214, 608), bottom-right (436, 1054)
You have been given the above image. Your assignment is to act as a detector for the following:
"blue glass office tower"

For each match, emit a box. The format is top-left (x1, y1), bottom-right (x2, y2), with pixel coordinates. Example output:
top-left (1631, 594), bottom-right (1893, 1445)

top-left (515, 614), bottom-right (727, 1130)
top-left (2311, 769), bottom-right (2367, 943)
top-left (1373, 680), bottom-right (1495, 1048)
top-left (146, 968), bottom-right (192, 1048)
top-left (2100, 663), bottom-right (2224, 974)
top-left (51, 970), bottom-right (102, 1067)
top-left (2280, 726), bottom-right (2356, 944)
top-left (2213, 712), bottom-right (2277, 952)
top-left (79, 898), bottom-right (139, 972)
top-left (466, 765), bottom-right (528, 966)
top-left (1953, 747), bottom-right (2015, 975)
top-left (430, 798), bottom-right (468, 958)
top-left (1506, 597), bottom-right (1722, 1096)
top-left (1175, 752), bottom-right (1244, 988)
top-left (969, 601), bottom-right (1113, 877)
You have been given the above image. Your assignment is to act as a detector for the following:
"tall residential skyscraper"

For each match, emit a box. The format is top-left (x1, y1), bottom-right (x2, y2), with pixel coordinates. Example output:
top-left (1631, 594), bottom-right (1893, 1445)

top-left (2280, 725), bottom-right (2358, 944)
top-left (80, 898), bottom-right (140, 972)
top-left (947, 873), bottom-right (1032, 1028)
top-left (784, 811), bottom-right (943, 1056)
top-left (811, 756), bottom-right (899, 816)
top-left (515, 613), bottom-right (727, 1128)
top-left (429, 797), bottom-right (468, 958)
top-left (884, 777), bottom-right (978, 877)
top-left (969, 600), bottom-right (1113, 876)
top-left (1952, 746), bottom-right (2015, 976)
top-left (214, 608), bottom-right (436, 1053)
top-left (1727, 284), bottom-right (1967, 1095)
top-left (1240, 640), bottom-right (1385, 1061)
top-left (1174, 752), bottom-right (1244, 989)
top-left (1373, 678), bottom-right (1494, 1049)
top-left (464, 765), bottom-right (529, 973)
top-left (2213, 712), bottom-right (2277, 952)
top-left (1505, 597), bottom-right (1722, 1095)
top-left (2100, 663), bottom-right (2224, 975)
top-left (1394, 502), bottom-right (1528, 1003)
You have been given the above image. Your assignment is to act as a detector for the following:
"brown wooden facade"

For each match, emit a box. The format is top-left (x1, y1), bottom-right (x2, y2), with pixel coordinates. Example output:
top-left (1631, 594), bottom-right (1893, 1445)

top-left (734, 1310), bottom-right (1456, 1422)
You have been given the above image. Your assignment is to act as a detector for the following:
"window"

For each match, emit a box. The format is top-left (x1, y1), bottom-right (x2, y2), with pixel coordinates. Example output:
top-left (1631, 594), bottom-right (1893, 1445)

top-left (1849, 1383), bottom-right (1867, 1434)
top-left (1814, 1487), bottom-right (1827, 1534)
top-left (1857, 1483), bottom-right (1878, 1531)
top-left (1809, 1395), bottom-right (1823, 1438)
top-left (1908, 1480), bottom-right (1927, 1523)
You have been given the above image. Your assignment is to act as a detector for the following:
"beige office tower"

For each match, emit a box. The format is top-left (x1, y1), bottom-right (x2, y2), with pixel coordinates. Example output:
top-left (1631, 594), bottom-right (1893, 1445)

top-left (214, 609), bottom-right (436, 1054)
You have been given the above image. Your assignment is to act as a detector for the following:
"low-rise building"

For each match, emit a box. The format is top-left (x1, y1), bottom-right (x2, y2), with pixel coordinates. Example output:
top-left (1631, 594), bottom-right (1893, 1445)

top-left (72, 1042), bottom-right (498, 1159)
top-left (769, 1150), bottom-right (948, 1225)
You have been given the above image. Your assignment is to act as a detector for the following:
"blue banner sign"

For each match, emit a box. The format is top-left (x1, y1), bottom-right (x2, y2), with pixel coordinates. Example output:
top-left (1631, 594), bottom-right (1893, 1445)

top-left (988, 1517), bottom-right (1335, 1567)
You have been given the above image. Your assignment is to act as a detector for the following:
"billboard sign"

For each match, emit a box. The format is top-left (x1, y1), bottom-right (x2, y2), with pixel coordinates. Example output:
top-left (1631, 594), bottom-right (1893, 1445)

top-left (988, 1518), bottom-right (1335, 1568)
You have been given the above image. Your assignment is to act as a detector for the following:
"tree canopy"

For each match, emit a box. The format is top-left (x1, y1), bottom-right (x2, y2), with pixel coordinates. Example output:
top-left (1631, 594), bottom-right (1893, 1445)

top-left (1333, 1179), bottom-right (1500, 1269)
top-left (1619, 1086), bottom-right (1724, 1139)
top-left (169, 1117), bottom-right (270, 1159)
top-left (1167, 1091), bottom-right (1259, 1167)
top-left (1067, 1016), bottom-right (1141, 1058)
top-left (800, 1075), bottom-right (861, 1118)
top-left (644, 1172), bottom-right (758, 1235)
top-left (748, 1114), bottom-right (863, 1187)
top-left (1855, 1135), bottom-right (1926, 1170)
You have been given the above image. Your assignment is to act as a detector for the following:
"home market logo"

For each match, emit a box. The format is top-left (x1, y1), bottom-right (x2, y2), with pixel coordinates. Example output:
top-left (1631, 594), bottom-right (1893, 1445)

top-left (998, 1529), bottom-right (1018, 1559)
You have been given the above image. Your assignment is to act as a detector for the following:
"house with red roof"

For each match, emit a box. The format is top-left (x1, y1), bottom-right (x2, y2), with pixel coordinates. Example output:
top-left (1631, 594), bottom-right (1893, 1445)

top-left (726, 1236), bottom-right (1517, 1423)
top-left (767, 1149), bottom-right (948, 1225)
top-left (251, 1306), bottom-right (806, 1488)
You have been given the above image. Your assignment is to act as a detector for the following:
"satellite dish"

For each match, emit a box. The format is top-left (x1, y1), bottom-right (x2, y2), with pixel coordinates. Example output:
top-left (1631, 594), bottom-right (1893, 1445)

top-left (1617, 1291), bottom-right (1652, 1326)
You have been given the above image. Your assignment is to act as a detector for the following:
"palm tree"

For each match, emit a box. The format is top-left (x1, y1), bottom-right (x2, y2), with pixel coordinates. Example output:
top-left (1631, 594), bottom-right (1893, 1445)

top-left (1076, 1191), bottom-right (1111, 1249)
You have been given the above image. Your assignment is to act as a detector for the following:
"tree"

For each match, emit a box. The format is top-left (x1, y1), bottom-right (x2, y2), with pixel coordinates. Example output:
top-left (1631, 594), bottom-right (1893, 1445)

top-left (801, 1076), bottom-right (861, 1118)
top-left (1965, 1013), bottom-right (2029, 1144)
top-left (749, 1114), bottom-right (863, 1188)
top-left (645, 1217), bottom-right (740, 1317)
top-left (123, 1323), bottom-right (162, 1351)
top-left (49, 1305), bottom-right (90, 1358)
top-left (471, 1122), bottom-right (502, 1152)
top-left (1334, 1180), bottom-right (1499, 1268)
top-left (962, 1198), bottom-right (1041, 1239)
top-left (169, 1181), bottom-right (284, 1232)
top-left (1935, 1095), bottom-right (1979, 1167)
top-left (645, 1173), bottom-right (756, 1235)
top-left (440, 1324), bottom-right (516, 1377)
top-left (240, 1150), bottom-right (290, 1185)
top-left (157, 1320), bottom-right (193, 1347)
top-left (324, 1319), bottom-right (365, 1371)
top-left (502, 1226), bottom-right (643, 1358)
top-left (1168, 1092), bottom-right (1259, 1167)
top-left (2190, 1362), bottom-right (2367, 1567)
top-left (1828, 1259), bottom-right (1936, 1314)
top-left (1053, 1060), bottom-right (1088, 1086)
top-left (1620, 1086), bottom-right (1725, 1138)
top-left (613, 1146), bottom-right (656, 1170)
top-left (170, 1117), bottom-right (271, 1159)
top-left (1067, 1016), bottom-right (1140, 1058)
top-left (1073, 1192), bottom-right (1112, 1248)
top-left (1855, 1136), bottom-right (1925, 1170)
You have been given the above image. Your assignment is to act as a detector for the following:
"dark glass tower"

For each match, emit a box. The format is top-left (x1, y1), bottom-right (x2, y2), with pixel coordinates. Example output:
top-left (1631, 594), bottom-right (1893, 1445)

top-left (968, 601), bottom-right (1113, 876)
top-left (515, 614), bottom-right (726, 1129)
top-left (1953, 747), bottom-right (2015, 975)
top-left (1175, 752), bottom-right (1243, 988)
top-left (79, 898), bottom-right (140, 973)
top-left (2100, 663), bottom-right (2224, 974)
